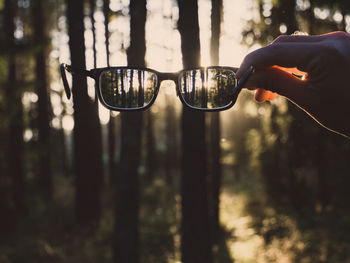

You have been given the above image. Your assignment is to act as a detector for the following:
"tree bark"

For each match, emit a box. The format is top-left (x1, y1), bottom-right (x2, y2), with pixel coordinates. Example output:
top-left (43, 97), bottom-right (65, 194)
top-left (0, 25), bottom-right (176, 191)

top-left (165, 100), bottom-right (178, 184)
top-left (66, 0), bottom-right (103, 226)
top-left (145, 109), bottom-right (156, 183)
top-left (101, 0), bottom-right (117, 185)
top-left (113, 0), bottom-right (146, 262)
top-left (209, 0), bottom-right (223, 248)
top-left (177, 0), bottom-right (212, 262)
top-left (4, 0), bottom-right (25, 215)
top-left (32, 0), bottom-right (52, 204)
top-left (89, 0), bottom-right (105, 190)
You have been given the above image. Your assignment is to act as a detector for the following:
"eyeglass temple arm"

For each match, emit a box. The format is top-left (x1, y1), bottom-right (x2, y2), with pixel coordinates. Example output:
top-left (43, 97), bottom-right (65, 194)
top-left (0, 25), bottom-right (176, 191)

top-left (231, 66), bottom-right (254, 100)
top-left (60, 63), bottom-right (94, 99)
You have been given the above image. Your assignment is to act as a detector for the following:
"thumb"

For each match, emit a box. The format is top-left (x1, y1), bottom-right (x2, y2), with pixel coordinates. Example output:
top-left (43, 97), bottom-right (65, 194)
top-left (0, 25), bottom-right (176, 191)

top-left (254, 88), bottom-right (278, 102)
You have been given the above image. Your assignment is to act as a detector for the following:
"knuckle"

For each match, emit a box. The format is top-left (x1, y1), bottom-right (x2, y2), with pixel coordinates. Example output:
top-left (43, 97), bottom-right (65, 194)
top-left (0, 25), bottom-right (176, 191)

top-left (333, 31), bottom-right (350, 40)
top-left (273, 35), bottom-right (289, 43)
top-left (243, 52), bottom-right (256, 65)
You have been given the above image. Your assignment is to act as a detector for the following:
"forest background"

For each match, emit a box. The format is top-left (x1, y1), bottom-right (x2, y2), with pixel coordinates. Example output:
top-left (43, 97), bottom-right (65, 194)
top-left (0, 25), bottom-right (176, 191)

top-left (1, 0), bottom-right (350, 262)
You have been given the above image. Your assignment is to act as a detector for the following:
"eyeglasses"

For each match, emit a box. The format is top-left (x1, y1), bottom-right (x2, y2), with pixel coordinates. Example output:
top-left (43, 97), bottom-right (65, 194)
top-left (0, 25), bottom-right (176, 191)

top-left (60, 63), bottom-right (254, 112)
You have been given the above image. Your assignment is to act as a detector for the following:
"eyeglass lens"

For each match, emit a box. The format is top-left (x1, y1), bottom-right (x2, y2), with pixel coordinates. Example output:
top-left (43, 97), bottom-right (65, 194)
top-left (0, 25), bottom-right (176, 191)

top-left (179, 68), bottom-right (237, 109)
top-left (99, 69), bottom-right (157, 109)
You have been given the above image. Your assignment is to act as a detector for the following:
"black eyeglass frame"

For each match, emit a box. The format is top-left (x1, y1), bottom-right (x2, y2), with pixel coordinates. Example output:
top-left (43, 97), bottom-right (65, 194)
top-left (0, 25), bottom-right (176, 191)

top-left (60, 63), bottom-right (254, 112)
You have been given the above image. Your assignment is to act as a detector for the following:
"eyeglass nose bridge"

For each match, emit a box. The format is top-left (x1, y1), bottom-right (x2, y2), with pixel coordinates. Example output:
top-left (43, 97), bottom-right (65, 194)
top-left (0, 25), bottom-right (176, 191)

top-left (158, 72), bottom-right (178, 82)
top-left (157, 72), bottom-right (180, 96)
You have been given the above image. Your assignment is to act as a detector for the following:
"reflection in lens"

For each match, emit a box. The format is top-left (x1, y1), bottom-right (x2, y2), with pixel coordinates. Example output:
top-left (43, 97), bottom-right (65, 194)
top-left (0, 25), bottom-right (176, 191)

top-left (179, 68), bottom-right (236, 109)
top-left (99, 69), bottom-right (157, 109)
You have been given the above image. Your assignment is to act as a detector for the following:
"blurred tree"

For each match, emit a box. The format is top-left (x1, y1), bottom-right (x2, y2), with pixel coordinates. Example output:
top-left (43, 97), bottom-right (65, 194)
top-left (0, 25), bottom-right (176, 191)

top-left (164, 98), bottom-right (179, 184)
top-left (209, 0), bottom-right (223, 251)
top-left (103, 0), bottom-right (111, 69)
top-left (88, 0), bottom-right (105, 187)
top-left (113, 0), bottom-right (146, 262)
top-left (102, 0), bottom-right (118, 184)
top-left (31, 0), bottom-right (52, 204)
top-left (335, 0), bottom-right (350, 30)
top-left (66, 0), bottom-right (103, 225)
top-left (89, 0), bottom-right (97, 68)
top-left (145, 109), bottom-right (156, 183)
top-left (4, 0), bottom-right (25, 215)
top-left (88, 0), bottom-right (105, 189)
top-left (177, 0), bottom-right (212, 262)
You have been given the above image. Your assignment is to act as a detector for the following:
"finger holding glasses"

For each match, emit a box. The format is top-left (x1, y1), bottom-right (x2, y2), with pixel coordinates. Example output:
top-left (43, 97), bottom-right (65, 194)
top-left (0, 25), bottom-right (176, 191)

top-left (236, 31), bottom-right (350, 138)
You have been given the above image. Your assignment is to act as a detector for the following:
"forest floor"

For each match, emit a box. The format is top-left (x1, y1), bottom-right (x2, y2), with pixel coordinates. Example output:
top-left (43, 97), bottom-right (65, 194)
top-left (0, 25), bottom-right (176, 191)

top-left (220, 167), bottom-right (264, 263)
top-left (220, 167), bottom-right (303, 263)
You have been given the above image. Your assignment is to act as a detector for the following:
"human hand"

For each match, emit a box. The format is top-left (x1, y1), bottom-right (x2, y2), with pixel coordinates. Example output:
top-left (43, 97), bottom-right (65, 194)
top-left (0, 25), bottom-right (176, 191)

top-left (236, 31), bottom-right (350, 138)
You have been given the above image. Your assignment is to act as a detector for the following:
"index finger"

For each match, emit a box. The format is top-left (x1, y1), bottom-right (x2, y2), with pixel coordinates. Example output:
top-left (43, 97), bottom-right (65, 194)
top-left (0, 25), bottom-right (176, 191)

top-left (236, 42), bottom-right (321, 79)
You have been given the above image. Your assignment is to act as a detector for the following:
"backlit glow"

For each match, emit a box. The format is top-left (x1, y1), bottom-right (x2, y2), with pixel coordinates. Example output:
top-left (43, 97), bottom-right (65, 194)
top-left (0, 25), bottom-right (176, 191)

top-left (58, 0), bottom-right (257, 128)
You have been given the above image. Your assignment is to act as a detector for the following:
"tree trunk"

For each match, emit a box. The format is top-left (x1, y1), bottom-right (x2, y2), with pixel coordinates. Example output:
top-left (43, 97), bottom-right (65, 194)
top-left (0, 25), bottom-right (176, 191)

top-left (145, 109), bottom-right (156, 183)
top-left (209, 0), bottom-right (223, 249)
top-left (89, 0), bottom-right (105, 189)
top-left (66, 0), bottom-right (103, 226)
top-left (113, 0), bottom-right (146, 262)
top-left (283, 0), bottom-right (298, 35)
top-left (108, 115), bottom-right (116, 184)
top-left (177, 0), bottom-right (212, 262)
top-left (4, 0), bottom-right (25, 215)
top-left (102, 0), bottom-right (117, 185)
top-left (32, 0), bottom-right (52, 204)
top-left (165, 99), bottom-right (178, 184)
